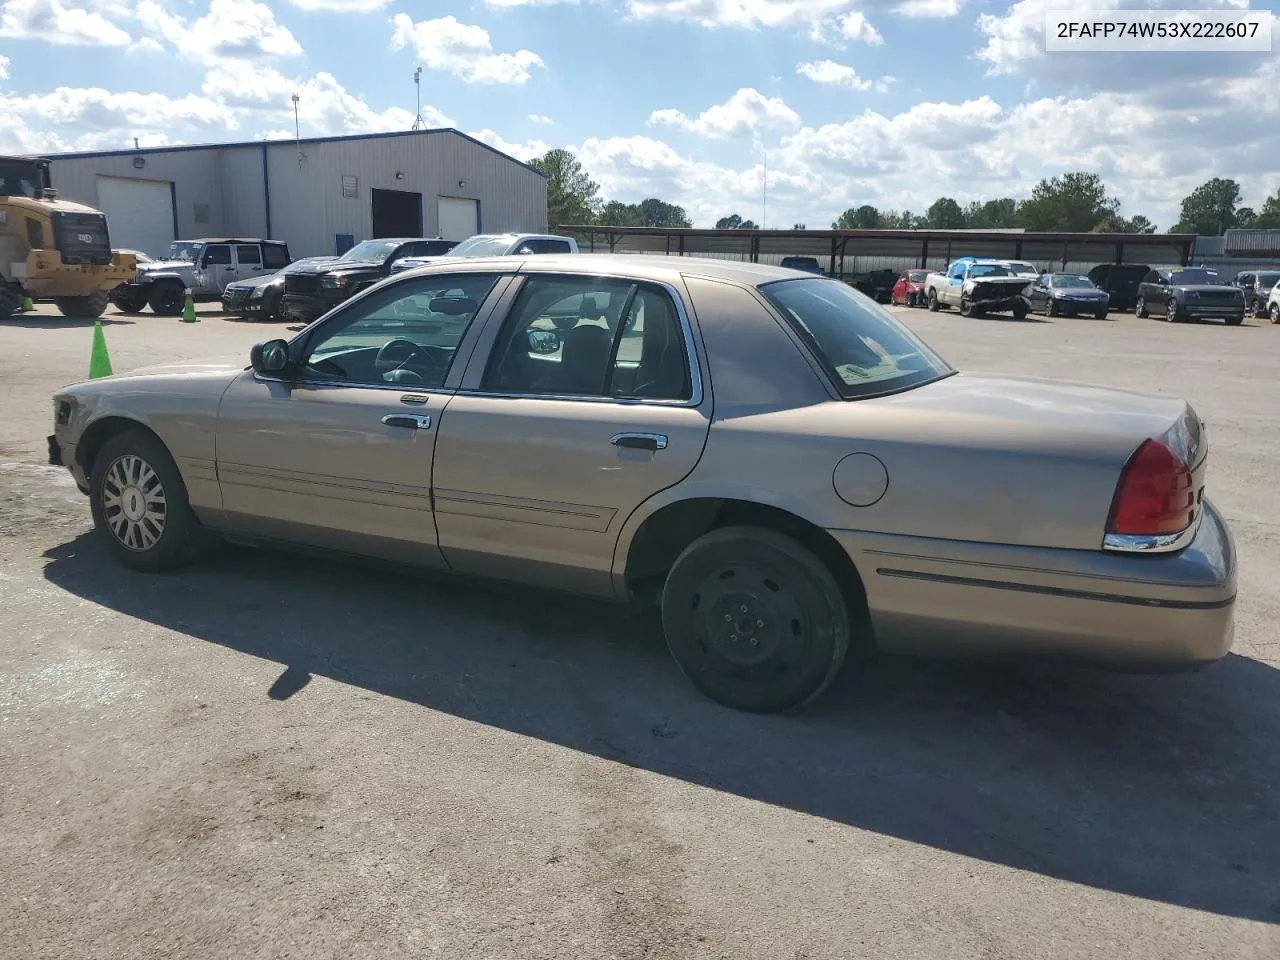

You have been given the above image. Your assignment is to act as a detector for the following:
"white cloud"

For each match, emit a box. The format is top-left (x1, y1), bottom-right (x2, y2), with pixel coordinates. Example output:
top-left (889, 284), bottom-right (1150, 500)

top-left (201, 64), bottom-right (451, 131)
top-left (285, 0), bottom-right (389, 10)
top-left (895, 0), bottom-right (960, 16)
top-left (139, 0), bottom-right (301, 64)
top-left (835, 10), bottom-right (883, 43)
top-left (0, 85), bottom-right (237, 154)
top-left (797, 59), bottom-right (871, 90)
top-left (389, 13), bottom-right (544, 84)
top-left (0, 53), bottom-right (8, 78)
top-left (467, 128), bottom-right (550, 162)
top-left (528, 113), bottom-right (554, 125)
top-left (126, 35), bottom-right (163, 54)
top-left (628, 0), bottom-right (854, 29)
top-left (648, 87), bottom-right (801, 139)
top-left (0, 0), bottom-right (131, 46)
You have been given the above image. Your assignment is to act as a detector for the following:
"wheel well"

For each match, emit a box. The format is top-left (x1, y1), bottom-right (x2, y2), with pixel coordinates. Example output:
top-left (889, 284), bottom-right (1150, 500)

top-left (76, 417), bottom-right (162, 480)
top-left (624, 497), bottom-right (871, 632)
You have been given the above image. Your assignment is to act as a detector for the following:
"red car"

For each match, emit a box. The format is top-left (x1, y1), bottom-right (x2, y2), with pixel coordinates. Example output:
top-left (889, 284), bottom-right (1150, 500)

top-left (891, 269), bottom-right (929, 307)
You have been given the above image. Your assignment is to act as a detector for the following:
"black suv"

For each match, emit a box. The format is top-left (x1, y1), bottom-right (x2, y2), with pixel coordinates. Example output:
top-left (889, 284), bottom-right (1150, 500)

top-left (1232, 269), bottom-right (1280, 318)
top-left (779, 256), bottom-right (823, 275)
top-left (282, 237), bottom-right (456, 323)
top-left (1135, 266), bottom-right (1246, 325)
top-left (1085, 263), bottom-right (1150, 311)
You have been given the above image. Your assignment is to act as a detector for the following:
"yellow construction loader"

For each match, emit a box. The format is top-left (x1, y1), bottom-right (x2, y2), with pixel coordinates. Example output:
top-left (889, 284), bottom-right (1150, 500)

top-left (1, 155), bottom-right (137, 317)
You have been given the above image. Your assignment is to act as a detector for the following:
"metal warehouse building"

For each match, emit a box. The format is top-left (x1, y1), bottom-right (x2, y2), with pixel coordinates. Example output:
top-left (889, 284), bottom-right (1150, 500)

top-left (42, 128), bottom-right (548, 260)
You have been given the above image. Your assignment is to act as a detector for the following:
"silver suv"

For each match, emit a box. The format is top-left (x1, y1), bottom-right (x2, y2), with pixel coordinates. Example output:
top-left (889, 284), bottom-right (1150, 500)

top-left (110, 238), bottom-right (292, 315)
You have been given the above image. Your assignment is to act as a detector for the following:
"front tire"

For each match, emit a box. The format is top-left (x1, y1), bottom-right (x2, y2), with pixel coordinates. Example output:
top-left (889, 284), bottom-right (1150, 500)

top-left (0, 283), bottom-right (21, 317)
top-left (90, 429), bottom-right (204, 572)
top-left (660, 527), bottom-right (850, 713)
top-left (1135, 296), bottom-right (1148, 318)
top-left (54, 291), bottom-right (111, 318)
top-left (111, 288), bottom-right (149, 313)
top-left (149, 283), bottom-right (186, 316)
top-left (1271, 303), bottom-right (1279, 324)
top-left (1046, 299), bottom-right (1058, 317)
top-left (927, 290), bottom-right (940, 312)
top-left (1012, 301), bottom-right (1028, 320)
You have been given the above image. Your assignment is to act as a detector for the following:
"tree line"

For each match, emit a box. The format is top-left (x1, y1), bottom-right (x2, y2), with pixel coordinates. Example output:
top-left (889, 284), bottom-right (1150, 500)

top-left (529, 149), bottom-right (1280, 236)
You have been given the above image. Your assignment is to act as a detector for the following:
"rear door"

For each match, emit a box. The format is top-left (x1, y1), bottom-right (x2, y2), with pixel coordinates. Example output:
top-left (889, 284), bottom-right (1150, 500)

top-left (234, 244), bottom-right (269, 282)
top-left (432, 271), bottom-right (711, 597)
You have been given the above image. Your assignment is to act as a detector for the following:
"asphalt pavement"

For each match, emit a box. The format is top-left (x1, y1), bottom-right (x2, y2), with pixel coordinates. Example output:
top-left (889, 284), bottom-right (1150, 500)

top-left (1, 300), bottom-right (1277, 959)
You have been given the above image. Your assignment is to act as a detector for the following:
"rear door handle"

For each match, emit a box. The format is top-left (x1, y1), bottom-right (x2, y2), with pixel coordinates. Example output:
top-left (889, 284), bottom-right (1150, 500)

top-left (382, 414), bottom-right (432, 430)
top-left (611, 432), bottom-right (667, 451)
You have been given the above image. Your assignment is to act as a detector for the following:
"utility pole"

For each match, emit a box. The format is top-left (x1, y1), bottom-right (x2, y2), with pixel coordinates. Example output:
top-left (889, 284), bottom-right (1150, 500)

top-left (761, 150), bottom-right (768, 230)
top-left (291, 93), bottom-right (305, 167)
top-left (411, 67), bottom-right (425, 130)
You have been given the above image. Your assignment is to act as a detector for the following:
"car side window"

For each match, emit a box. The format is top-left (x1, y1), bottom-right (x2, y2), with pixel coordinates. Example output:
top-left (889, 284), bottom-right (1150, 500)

top-left (298, 273), bottom-right (500, 389)
top-left (520, 239), bottom-right (573, 254)
top-left (263, 244), bottom-right (290, 269)
top-left (483, 276), bottom-right (691, 401)
top-left (236, 244), bottom-right (262, 266)
top-left (204, 244), bottom-right (232, 265)
top-left (1141, 270), bottom-right (1158, 284)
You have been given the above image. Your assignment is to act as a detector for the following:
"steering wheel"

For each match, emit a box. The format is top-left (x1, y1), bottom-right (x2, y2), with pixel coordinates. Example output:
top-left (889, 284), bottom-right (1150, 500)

top-left (375, 338), bottom-right (452, 383)
top-left (375, 338), bottom-right (422, 372)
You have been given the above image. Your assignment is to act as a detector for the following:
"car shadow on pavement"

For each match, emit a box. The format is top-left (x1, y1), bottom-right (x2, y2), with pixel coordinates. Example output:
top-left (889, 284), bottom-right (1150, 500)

top-left (2, 316), bottom-right (135, 329)
top-left (42, 533), bottom-right (1280, 926)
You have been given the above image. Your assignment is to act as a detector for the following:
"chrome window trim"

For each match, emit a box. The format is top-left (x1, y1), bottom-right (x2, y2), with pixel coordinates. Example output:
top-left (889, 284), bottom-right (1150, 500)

top-left (457, 275), bottom-right (705, 409)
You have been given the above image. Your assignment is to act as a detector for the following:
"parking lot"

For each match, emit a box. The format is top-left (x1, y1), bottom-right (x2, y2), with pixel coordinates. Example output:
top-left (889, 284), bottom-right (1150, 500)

top-left (2, 300), bottom-right (1278, 959)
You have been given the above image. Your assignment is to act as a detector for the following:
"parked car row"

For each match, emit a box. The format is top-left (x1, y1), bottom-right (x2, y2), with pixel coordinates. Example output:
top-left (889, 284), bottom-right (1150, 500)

top-left (875, 257), bottom-right (1265, 326)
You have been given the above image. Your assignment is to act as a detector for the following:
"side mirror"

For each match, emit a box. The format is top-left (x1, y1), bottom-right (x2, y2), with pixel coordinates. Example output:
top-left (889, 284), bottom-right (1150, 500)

top-left (527, 329), bottom-right (561, 354)
top-left (250, 339), bottom-right (291, 376)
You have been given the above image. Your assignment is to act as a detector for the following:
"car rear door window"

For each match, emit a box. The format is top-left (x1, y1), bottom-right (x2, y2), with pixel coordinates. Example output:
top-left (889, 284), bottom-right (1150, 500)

top-left (203, 244), bottom-right (232, 265)
top-left (517, 239), bottom-right (573, 254)
top-left (483, 275), bottom-right (690, 401)
top-left (263, 244), bottom-right (290, 269)
top-left (299, 273), bottom-right (501, 389)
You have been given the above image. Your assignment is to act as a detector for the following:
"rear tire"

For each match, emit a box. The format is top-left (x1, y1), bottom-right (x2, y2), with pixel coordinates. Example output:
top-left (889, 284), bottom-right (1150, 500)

top-left (927, 290), bottom-right (940, 312)
top-left (89, 429), bottom-right (206, 572)
top-left (1012, 301), bottom-right (1028, 320)
top-left (54, 291), bottom-right (111, 318)
top-left (660, 526), bottom-right (851, 713)
top-left (149, 283), bottom-right (186, 316)
top-left (1046, 299), bottom-right (1058, 317)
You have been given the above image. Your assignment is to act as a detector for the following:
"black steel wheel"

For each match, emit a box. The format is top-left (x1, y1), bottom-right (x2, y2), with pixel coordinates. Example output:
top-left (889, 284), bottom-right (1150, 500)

top-left (148, 283), bottom-right (186, 316)
top-left (660, 526), bottom-right (851, 713)
top-left (111, 288), bottom-right (149, 313)
top-left (90, 429), bottom-right (205, 572)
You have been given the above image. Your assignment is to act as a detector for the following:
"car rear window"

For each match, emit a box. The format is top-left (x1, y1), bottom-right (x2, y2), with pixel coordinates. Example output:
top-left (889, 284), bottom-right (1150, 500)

top-left (759, 278), bottom-right (954, 399)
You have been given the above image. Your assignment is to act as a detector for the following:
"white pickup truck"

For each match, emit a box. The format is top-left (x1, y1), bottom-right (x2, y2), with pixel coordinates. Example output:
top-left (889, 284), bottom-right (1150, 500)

top-left (924, 257), bottom-right (1039, 318)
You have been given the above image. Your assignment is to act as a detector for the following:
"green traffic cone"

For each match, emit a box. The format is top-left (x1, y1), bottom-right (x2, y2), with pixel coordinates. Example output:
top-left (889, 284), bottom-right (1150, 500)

top-left (21, 296), bottom-right (34, 312)
top-left (181, 295), bottom-right (198, 323)
top-left (89, 321), bottom-right (113, 379)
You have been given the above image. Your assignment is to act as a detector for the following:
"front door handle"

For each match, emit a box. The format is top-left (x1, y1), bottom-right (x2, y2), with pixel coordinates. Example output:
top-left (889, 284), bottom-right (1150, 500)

top-left (382, 414), bottom-right (432, 430)
top-left (611, 432), bottom-right (667, 451)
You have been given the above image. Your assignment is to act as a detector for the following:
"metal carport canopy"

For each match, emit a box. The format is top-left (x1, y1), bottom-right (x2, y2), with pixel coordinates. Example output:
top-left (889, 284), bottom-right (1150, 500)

top-left (557, 225), bottom-right (1196, 268)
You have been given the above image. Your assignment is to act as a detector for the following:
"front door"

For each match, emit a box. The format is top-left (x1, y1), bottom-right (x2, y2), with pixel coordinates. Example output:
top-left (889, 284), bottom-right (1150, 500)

top-left (213, 270), bottom-right (508, 566)
top-left (433, 273), bottom-right (711, 597)
top-left (1026, 275), bottom-right (1049, 312)
top-left (200, 243), bottom-right (234, 295)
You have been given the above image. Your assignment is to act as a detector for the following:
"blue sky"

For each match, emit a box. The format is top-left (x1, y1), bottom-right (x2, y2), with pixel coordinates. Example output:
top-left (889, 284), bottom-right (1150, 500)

top-left (1, 0), bottom-right (1277, 228)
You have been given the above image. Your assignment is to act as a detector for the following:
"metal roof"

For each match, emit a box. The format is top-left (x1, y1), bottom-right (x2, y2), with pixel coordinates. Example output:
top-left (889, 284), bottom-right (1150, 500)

top-left (29, 128), bottom-right (547, 178)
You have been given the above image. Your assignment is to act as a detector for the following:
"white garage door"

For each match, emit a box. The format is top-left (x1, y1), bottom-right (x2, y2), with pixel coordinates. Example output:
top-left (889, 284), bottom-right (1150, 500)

top-left (437, 196), bottom-right (479, 241)
top-left (96, 176), bottom-right (175, 259)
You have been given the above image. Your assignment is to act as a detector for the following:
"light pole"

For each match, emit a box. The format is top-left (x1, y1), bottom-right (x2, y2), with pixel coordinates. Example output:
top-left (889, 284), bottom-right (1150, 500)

top-left (291, 93), bottom-right (304, 167)
top-left (411, 67), bottom-right (424, 130)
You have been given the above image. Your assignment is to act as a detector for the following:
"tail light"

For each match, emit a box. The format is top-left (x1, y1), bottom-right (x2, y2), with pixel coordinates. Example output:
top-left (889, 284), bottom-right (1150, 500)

top-left (1106, 439), bottom-right (1195, 538)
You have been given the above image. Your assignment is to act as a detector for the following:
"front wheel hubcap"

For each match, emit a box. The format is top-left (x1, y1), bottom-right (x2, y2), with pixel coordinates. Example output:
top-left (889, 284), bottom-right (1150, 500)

top-left (102, 455), bottom-right (167, 551)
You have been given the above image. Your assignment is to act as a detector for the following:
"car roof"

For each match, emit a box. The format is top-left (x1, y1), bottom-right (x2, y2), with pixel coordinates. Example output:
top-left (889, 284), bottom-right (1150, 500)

top-left (397, 252), bottom-right (809, 286)
top-left (187, 237), bottom-right (284, 244)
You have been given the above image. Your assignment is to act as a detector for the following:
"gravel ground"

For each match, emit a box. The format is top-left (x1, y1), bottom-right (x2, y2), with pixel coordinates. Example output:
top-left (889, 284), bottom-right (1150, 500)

top-left (1, 300), bottom-right (1277, 960)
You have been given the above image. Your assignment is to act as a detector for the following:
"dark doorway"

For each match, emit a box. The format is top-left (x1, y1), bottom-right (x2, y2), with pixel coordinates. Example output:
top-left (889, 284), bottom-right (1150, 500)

top-left (371, 188), bottom-right (423, 238)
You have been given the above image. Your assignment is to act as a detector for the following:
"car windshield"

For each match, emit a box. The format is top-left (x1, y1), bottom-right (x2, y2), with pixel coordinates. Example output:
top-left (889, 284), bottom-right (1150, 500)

top-left (1054, 275), bottom-right (1096, 288)
top-left (1256, 272), bottom-right (1280, 288)
top-left (1169, 267), bottom-right (1222, 284)
top-left (168, 241), bottom-right (202, 262)
top-left (283, 258), bottom-right (326, 274)
top-left (968, 264), bottom-right (1009, 278)
top-left (760, 278), bottom-right (953, 399)
top-left (448, 236), bottom-right (517, 257)
top-left (1007, 262), bottom-right (1039, 276)
top-left (339, 240), bottom-right (401, 264)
